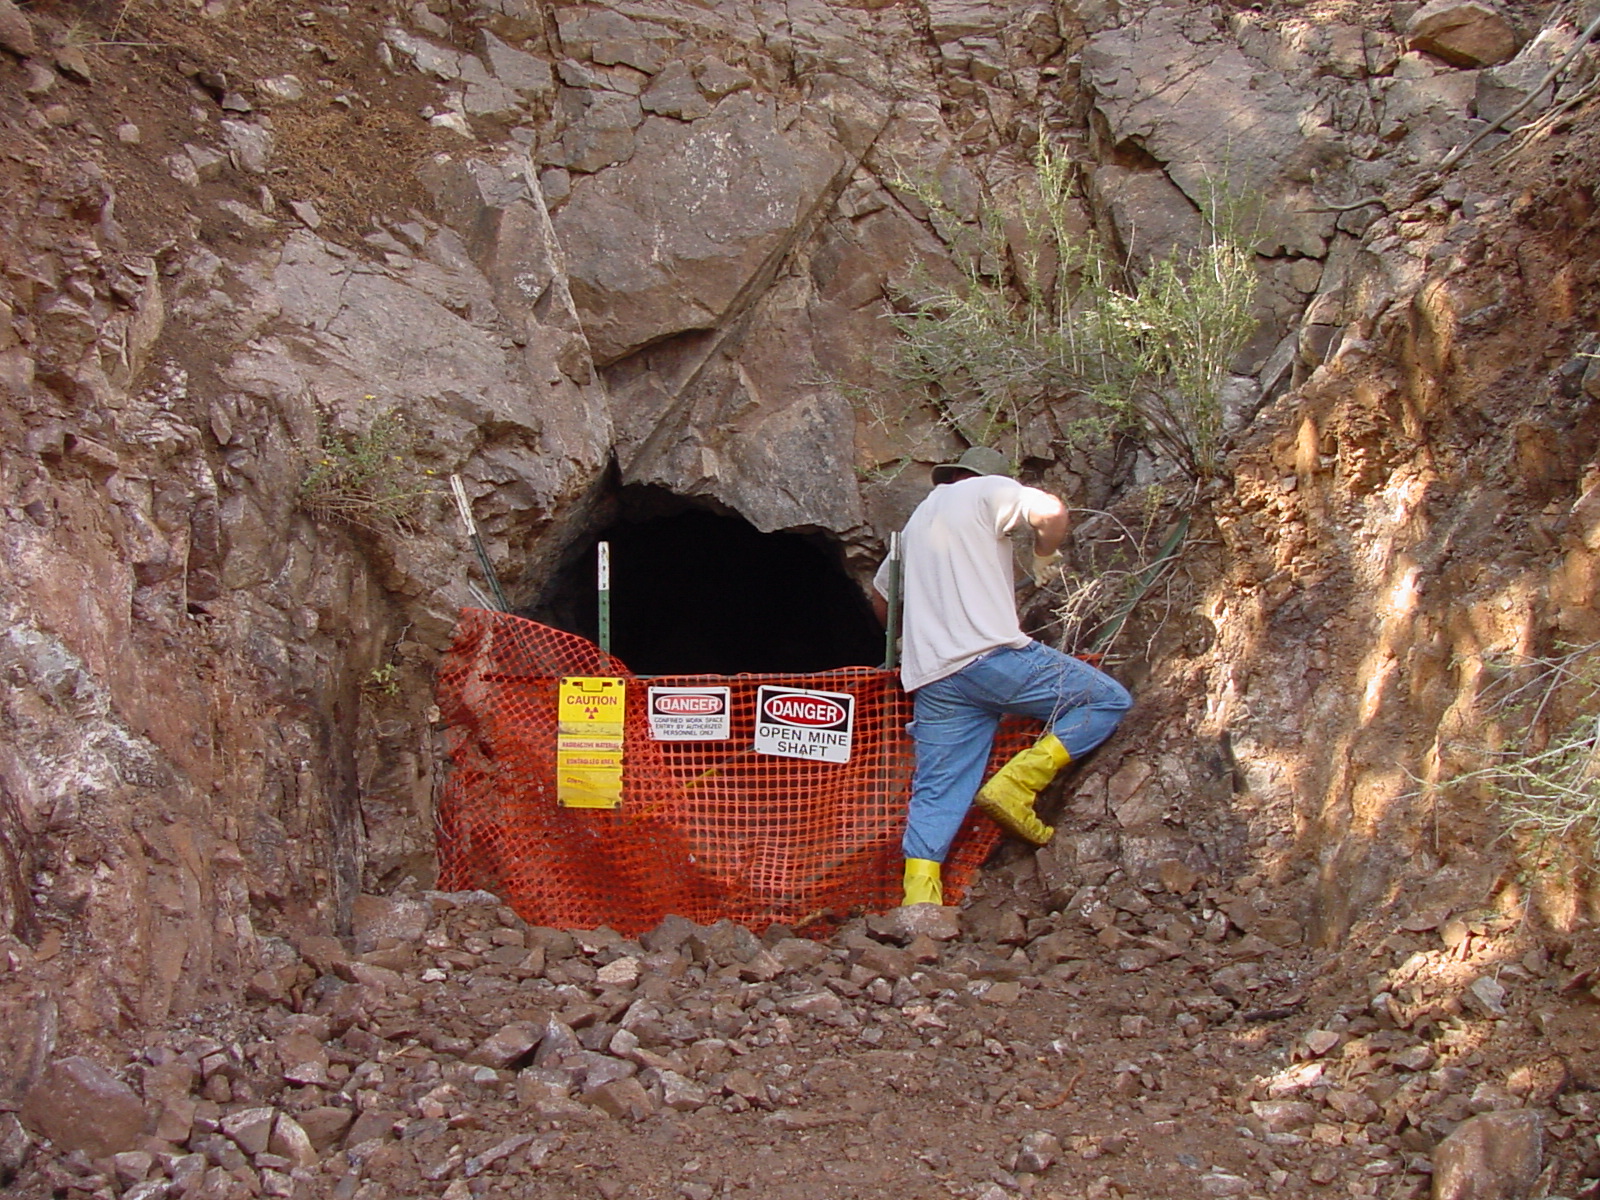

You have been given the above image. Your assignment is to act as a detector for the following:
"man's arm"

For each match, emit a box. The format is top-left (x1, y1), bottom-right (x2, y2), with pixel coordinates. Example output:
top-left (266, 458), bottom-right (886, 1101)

top-left (1027, 493), bottom-right (1069, 555)
top-left (870, 588), bottom-right (889, 626)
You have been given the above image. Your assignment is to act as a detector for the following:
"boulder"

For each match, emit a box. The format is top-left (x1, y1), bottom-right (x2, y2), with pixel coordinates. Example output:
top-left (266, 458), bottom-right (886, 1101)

top-left (469, 1021), bottom-right (545, 1069)
top-left (297, 1107), bottom-right (355, 1152)
top-left (867, 903), bottom-right (962, 943)
top-left (586, 1076), bottom-right (655, 1120)
top-left (268, 1114), bottom-right (319, 1169)
top-left (0, 0), bottom-right (36, 58)
top-left (1408, 0), bottom-right (1520, 68)
top-left (1431, 1109), bottom-right (1543, 1200)
top-left (219, 1106), bottom-right (276, 1156)
top-left (220, 119), bottom-right (273, 174)
top-left (20, 1057), bottom-right (145, 1159)
top-left (351, 893), bottom-right (431, 952)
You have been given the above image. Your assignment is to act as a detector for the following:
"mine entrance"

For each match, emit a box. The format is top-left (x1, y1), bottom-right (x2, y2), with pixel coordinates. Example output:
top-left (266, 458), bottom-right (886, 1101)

top-left (531, 489), bottom-right (884, 676)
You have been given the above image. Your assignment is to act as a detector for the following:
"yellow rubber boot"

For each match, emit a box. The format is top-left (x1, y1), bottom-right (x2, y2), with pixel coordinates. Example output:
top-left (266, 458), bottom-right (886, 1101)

top-left (902, 858), bottom-right (943, 906)
top-left (974, 733), bottom-right (1070, 845)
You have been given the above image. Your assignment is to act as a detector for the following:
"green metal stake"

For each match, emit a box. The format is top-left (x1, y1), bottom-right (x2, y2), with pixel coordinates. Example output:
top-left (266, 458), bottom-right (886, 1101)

top-left (883, 531), bottom-right (902, 670)
top-left (597, 540), bottom-right (612, 661)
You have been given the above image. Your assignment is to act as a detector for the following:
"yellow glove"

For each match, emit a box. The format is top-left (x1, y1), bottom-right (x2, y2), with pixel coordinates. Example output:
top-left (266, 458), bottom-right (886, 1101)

top-left (1031, 549), bottom-right (1062, 582)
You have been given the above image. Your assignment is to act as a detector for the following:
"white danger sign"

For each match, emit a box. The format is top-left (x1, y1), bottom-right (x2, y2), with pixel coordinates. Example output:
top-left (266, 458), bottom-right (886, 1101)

top-left (753, 685), bottom-right (855, 763)
top-left (647, 686), bottom-right (732, 741)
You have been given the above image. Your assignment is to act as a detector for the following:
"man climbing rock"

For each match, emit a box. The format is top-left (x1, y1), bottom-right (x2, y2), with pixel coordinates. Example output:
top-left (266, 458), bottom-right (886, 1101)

top-left (873, 447), bottom-right (1132, 906)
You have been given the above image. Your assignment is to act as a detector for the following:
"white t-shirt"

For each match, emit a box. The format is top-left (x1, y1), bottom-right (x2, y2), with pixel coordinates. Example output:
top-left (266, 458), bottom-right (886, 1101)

top-left (873, 474), bottom-right (1058, 692)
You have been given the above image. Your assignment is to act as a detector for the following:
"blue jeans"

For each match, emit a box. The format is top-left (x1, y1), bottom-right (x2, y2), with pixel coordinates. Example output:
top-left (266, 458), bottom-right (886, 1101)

top-left (903, 641), bottom-right (1132, 862)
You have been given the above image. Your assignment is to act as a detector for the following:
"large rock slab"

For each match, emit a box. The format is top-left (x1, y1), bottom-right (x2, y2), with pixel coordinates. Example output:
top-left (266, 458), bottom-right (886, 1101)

top-left (209, 211), bottom-right (603, 655)
top-left (925, 0), bottom-right (1005, 44)
top-left (547, 90), bottom-right (644, 174)
top-left (640, 61), bottom-right (713, 120)
top-left (605, 273), bottom-right (866, 534)
top-left (481, 31), bottom-right (554, 101)
top-left (419, 149), bottom-right (611, 470)
top-left (1082, 9), bottom-right (1337, 258)
top-left (1088, 164), bottom-right (1205, 264)
top-left (554, 7), bottom-right (673, 73)
top-left (553, 92), bottom-right (850, 365)
top-left (1378, 55), bottom-right (1478, 164)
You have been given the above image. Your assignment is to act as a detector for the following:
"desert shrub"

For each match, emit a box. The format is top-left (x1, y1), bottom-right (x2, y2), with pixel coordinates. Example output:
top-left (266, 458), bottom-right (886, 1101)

top-left (1439, 643), bottom-right (1600, 872)
top-left (299, 407), bottom-right (437, 536)
top-left (889, 147), bottom-right (1259, 482)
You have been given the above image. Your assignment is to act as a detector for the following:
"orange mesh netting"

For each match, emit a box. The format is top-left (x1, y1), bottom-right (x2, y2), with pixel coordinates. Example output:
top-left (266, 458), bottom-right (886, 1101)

top-left (435, 608), bottom-right (1039, 934)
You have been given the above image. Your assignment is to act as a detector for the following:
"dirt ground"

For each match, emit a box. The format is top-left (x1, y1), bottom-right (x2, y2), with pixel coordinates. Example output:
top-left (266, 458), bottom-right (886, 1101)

top-left (11, 858), bottom-right (1600, 1199)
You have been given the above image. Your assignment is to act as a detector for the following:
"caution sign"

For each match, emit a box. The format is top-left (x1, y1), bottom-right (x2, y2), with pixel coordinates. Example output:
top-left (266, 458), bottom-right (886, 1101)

top-left (648, 686), bottom-right (732, 741)
top-left (753, 685), bottom-right (855, 764)
top-left (559, 676), bottom-right (625, 733)
top-left (557, 677), bottom-right (625, 808)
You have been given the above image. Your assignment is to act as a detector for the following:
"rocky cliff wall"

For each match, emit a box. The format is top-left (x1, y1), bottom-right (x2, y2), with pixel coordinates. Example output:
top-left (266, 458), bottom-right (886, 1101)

top-left (2, 0), bottom-right (1598, 1071)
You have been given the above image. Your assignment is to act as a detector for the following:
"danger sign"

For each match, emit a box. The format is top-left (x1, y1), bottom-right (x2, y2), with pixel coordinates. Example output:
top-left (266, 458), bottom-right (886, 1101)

top-left (648, 686), bottom-right (731, 741)
top-left (753, 685), bottom-right (855, 763)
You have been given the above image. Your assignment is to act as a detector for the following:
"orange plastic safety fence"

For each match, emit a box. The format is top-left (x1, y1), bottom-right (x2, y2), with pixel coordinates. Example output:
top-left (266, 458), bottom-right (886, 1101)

top-left (435, 608), bottom-right (1039, 935)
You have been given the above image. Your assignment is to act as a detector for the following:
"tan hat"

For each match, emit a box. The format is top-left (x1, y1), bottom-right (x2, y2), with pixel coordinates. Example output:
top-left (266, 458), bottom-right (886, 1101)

top-left (931, 446), bottom-right (1013, 485)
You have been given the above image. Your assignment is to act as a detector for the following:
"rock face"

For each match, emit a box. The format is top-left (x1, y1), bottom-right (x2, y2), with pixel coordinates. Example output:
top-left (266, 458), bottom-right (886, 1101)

top-left (1082, 8), bottom-right (1338, 260)
top-left (554, 94), bottom-right (851, 368)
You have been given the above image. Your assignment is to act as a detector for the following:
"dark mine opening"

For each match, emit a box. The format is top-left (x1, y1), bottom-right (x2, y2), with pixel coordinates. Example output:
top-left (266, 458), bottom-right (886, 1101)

top-left (532, 490), bottom-right (884, 676)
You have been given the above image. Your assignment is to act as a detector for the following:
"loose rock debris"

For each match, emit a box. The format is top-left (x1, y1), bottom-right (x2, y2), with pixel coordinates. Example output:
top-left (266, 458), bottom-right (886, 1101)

top-left (5, 865), bottom-right (1598, 1200)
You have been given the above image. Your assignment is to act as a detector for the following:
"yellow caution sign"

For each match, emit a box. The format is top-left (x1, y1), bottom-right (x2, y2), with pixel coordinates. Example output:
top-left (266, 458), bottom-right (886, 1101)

top-left (559, 676), bottom-right (626, 734)
top-left (557, 677), bottom-right (625, 808)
